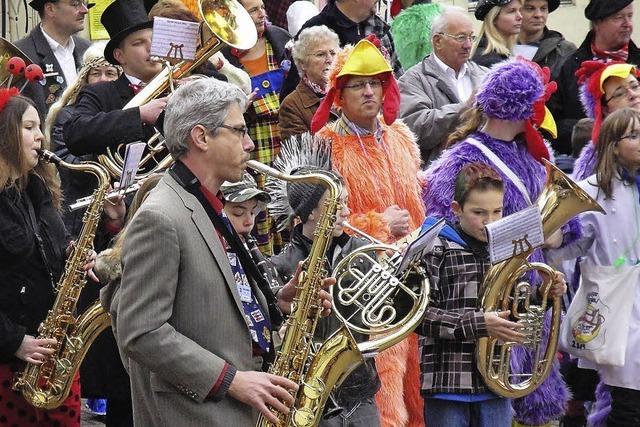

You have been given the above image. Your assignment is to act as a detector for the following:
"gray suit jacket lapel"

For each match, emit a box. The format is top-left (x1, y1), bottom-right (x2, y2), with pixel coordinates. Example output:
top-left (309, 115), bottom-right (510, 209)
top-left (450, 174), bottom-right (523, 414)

top-left (165, 175), bottom-right (246, 318)
top-left (424, 55), bottom-right (461, 103)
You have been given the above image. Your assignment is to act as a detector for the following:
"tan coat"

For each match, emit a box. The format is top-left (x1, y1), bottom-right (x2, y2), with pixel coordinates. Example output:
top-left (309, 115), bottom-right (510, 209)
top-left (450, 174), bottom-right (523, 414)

top-left (113, 173), bottom-right (270, 426)
top-left (279, 81), bottom-right (337, 141)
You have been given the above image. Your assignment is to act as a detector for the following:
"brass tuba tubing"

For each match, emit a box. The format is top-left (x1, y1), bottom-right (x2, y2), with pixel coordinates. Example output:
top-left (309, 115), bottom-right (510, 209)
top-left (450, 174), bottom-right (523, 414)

top-left (475, 159), bottom-right (605, 398)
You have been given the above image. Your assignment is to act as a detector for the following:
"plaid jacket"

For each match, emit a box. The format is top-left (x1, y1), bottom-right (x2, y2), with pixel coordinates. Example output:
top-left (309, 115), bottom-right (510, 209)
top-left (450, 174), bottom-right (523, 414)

top-left (418, 227), bottom-right (491, 395)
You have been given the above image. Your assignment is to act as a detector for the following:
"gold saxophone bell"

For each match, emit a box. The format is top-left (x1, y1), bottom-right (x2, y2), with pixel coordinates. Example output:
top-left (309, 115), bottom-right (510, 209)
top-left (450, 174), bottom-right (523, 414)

top-left (475, 159), bottom-right (604, 398)
top-left (98, 0), bottom-right (257, 180)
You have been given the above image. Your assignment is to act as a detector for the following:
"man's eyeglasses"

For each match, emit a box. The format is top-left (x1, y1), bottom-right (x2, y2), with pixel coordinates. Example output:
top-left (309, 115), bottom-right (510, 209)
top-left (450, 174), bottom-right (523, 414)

top-left (605, 81), bottom-right (640, 103)
top-left (437, 32), bottom-right (477, 44)
top-left (62, 0), bottom-right (91, 9)
top-left (218, 124), bottom-right (249, 138)
top-left (342, 79), bottom-right (384, 91)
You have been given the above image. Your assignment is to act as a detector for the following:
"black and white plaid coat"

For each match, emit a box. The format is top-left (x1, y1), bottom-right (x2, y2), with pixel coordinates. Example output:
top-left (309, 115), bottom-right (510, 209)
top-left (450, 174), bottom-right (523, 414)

top-left (418, 230), bottom-right (492, 395)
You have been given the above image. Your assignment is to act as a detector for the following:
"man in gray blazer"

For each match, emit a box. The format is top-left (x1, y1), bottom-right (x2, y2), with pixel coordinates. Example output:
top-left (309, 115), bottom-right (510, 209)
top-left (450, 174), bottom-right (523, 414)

top-left (15, 0), bottom-right (91, 116)
top-left (399, 6), bottom-right (487, 165)
top-left (114, 79), bottom-right (331, 425)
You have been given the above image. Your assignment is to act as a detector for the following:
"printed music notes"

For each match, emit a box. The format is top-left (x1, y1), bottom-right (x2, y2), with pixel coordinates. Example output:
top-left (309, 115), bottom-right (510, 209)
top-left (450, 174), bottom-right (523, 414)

top-left (150, 17), bottom-right (200, 61)
top-left (485, 205), bottom-right (544, 264)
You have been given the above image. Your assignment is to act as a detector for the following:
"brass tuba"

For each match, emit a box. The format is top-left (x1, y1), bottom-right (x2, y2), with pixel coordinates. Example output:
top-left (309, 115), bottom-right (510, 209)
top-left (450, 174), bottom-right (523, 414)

top-left (250, 160), bottom-right (430, 427)
top-left (13, 150), bottom-right (112, 409)
top-left (98, 0), bottom-right (258, 180)
top-left (475, 159), bottom-right (604, 398)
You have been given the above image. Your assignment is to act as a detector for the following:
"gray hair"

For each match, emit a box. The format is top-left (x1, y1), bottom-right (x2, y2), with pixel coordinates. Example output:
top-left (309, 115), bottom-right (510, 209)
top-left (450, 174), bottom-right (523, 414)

top-left (292, 25), bottom-right (340, 76)
top-left (431, 5), bottom-right (472, 39)
top-left (164, 78), bottom-right (247, 159)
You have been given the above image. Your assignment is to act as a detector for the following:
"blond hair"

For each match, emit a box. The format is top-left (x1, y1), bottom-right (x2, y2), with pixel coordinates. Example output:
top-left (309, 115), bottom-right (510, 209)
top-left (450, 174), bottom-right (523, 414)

top-left (472, 2), bottom-right (521, 58)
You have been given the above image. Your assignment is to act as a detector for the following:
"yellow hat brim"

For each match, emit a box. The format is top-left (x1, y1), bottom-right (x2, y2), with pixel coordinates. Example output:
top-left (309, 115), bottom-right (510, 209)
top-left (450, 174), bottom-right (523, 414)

top-left (337, 39), bottom-right (392, 79)
top-left (600, 63), bottom-right (636, 92)
top-left (539, 106), bottom-right (557, 139)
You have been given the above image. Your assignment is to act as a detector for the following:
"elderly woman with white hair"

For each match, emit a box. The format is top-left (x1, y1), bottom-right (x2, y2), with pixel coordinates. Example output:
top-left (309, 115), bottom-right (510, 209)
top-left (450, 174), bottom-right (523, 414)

top-left (278, 25), bottom-right (339, 141)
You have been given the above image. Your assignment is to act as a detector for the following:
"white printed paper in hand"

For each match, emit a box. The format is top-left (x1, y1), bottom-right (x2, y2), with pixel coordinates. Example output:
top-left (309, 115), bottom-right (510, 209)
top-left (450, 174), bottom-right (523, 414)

top-left (395, 218), bottom-right (446, 275)
top-left (150, 17), bottom-right (200, 61)
top-left (120, 142), bottom-right (147, 190)
top-left (485, 205), bottom-right (544, 264)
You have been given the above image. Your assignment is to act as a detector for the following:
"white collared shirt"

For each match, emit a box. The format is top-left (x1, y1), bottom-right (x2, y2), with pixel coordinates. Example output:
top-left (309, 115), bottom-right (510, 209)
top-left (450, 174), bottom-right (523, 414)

top-left (40, 25), bottom-right (77, 85)
top-left (124, 73), bottom-right (144, 87)
top-left (432, 53), bottom-right (473, 102)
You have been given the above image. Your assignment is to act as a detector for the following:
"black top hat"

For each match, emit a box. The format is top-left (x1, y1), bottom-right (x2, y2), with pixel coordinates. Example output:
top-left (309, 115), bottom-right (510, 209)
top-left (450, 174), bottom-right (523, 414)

top-left (585, 0), bottom-right (633, 21)
top-left (102, 0), bottom-right (153, 65)
top-left (29, 0), bottom-right (95, 12)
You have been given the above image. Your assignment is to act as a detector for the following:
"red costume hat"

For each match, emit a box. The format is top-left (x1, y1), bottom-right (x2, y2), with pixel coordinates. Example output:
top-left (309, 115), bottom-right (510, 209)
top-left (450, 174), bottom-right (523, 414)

top-left (576, 60), bottom-right (639, 143)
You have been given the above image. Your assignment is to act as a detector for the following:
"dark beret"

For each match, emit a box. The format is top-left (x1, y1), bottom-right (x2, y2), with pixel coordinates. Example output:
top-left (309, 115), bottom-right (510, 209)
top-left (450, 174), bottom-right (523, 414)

top-left (585, 0), bottom-right (633, 21)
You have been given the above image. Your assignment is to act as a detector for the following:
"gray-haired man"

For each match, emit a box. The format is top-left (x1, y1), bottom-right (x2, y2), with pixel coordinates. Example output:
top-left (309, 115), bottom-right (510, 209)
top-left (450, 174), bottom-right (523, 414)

top-left (114, 78), bottom-right (332, 425)
top-left (398, 6), bottom-right (486, 164)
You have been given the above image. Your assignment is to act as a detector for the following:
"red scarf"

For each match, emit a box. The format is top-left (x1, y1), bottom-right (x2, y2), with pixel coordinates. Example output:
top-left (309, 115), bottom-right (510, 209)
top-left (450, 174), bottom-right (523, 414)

top-left (591, 41), bottom-right (629, 62)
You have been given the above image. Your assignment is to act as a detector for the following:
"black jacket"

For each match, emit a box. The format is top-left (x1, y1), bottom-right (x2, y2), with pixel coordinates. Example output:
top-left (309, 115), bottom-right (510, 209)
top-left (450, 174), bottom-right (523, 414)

top-left (0, 176), bottom-right (69, 363)
top-left (530, 27), bottom-right (576, 76)
top-left (269, 225), bottom-right (381, 407)
top-left (63, 73), bottom-right (155, 156)
top-left (472, 35), bottom-right (509, 68)
top-left (15, 25), bottom-right (90, 117)
top-left (549, 31), bottom-right (640, 154)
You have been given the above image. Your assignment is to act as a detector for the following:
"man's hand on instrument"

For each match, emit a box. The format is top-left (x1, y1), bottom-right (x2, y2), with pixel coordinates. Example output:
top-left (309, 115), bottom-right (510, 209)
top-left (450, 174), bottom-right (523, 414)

top-left (139, 96), bottom-right (169, 125)
top-left (228, 371), bottom-right (298, 423)
top-left (383, 204), bottom-right (411, 238)
top-left (14, 335), bottom-right (57, 364)
top-left (277, 261), bottom-right (334, 317)
top-left (104, 182), bottom-right (126, 227)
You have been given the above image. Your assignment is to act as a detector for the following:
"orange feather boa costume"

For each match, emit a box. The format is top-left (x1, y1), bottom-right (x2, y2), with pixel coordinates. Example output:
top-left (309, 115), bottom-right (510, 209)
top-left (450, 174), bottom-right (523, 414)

top-left (316, 120), bottom-right (426, 427)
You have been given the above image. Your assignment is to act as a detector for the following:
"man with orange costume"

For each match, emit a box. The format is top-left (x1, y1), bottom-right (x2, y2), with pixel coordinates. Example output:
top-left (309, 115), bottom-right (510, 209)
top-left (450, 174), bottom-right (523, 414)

top-left (311, 36), bottom-right (426, 427)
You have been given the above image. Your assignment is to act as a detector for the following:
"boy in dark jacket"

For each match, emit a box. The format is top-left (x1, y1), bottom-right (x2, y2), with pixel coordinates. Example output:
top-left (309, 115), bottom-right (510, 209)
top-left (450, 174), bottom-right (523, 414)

top-left (418, 162), bottom-right (567, 427)
top-left (269, 167), bottom-right (381, 426)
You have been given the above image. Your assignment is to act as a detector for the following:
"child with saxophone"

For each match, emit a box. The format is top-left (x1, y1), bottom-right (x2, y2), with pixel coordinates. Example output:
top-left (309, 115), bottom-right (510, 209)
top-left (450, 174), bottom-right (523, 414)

top-left (266, 163), bottom-right (382, 426)
top-left (0, 89), bottom-right (117, 426)
top-left (418, 162), bottom-right (567, 427)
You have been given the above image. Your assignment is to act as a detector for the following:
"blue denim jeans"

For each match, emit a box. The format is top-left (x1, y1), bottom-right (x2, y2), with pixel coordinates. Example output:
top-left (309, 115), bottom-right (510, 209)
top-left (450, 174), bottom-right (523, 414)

top-left (423, 397), bottom-right (512, 427)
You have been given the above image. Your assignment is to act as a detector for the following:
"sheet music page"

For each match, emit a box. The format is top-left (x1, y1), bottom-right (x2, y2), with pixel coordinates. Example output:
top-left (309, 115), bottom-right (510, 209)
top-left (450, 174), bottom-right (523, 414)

top-left (120, 142), bottom-right (146, 189)
top-left (396, 218), bottom-right (446, 275)
top-left (150, 17), bottom-right (200, 61)
top-left (485, 205), bottom-right (544, 264)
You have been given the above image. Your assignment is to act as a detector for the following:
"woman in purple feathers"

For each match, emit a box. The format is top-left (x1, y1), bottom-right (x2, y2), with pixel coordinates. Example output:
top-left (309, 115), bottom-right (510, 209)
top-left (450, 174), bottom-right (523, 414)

top-left (423, 58), bottom-right (579, 426)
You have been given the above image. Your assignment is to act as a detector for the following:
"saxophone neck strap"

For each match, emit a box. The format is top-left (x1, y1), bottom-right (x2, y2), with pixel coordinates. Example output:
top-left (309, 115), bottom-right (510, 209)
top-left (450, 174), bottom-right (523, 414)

top-left (168, 162), bottom-right (283, 325)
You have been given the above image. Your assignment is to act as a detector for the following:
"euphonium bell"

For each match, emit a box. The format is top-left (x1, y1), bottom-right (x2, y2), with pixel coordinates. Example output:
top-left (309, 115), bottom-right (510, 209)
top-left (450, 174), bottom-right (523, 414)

top-left (475, 159), bottom-right (604, 398)
top-left (98, 0), bottom-right (257, 180)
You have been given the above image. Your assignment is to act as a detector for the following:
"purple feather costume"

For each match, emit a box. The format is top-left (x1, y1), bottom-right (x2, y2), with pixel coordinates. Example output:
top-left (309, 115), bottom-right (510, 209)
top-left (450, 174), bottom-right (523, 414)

top-left (423, 131), bottom-right (579, 425)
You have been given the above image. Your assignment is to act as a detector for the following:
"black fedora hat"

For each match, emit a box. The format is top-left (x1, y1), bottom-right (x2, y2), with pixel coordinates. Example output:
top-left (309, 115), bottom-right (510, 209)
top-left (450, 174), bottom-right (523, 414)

top-left (28, 0), bottom-right (95, 11)
top-left (102, 0), bottom-right (153, 65)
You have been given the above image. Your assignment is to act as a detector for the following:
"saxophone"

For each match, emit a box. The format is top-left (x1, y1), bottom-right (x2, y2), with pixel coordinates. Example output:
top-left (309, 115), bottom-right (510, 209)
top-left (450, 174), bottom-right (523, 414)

top-left (13, 150), bottom-right (112, 409)
top-left (249, 160), bottom-right (430, 427)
